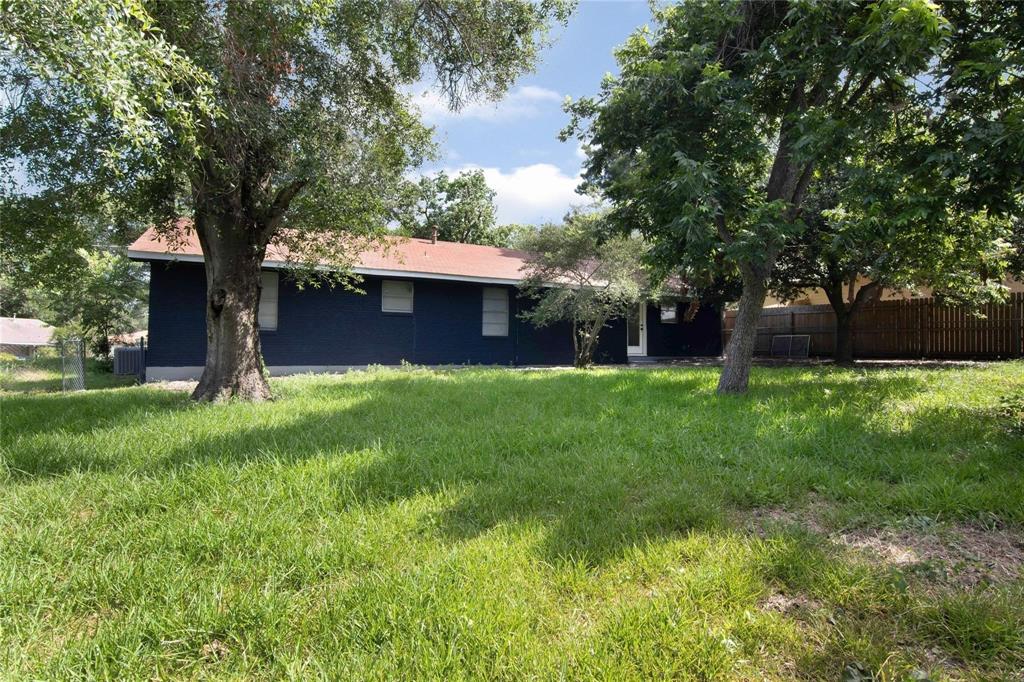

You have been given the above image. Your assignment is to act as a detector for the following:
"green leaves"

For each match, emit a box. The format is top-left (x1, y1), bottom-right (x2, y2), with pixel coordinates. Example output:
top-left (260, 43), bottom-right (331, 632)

top-left (1, 0), bottom-right (215, 159)
top-left (518, 211), bottom-right (651, 357)
top-left (393, 170), bottom-right (510, 247)
top-left (2, 0), bottom-right (573, 288)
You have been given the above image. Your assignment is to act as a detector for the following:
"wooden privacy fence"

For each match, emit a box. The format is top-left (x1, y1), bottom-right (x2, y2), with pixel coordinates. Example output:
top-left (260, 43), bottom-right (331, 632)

top-left (722, 291), bottom-right (1024, 359)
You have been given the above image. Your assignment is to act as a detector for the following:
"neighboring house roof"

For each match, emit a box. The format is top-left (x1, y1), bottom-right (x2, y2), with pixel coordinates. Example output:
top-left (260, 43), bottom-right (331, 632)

top-left (128, 223), bottom-right (532, 285)
top-left (0, 317), bottom-right (55, 346)
top-left (110, 330), bottom-right (147, 346)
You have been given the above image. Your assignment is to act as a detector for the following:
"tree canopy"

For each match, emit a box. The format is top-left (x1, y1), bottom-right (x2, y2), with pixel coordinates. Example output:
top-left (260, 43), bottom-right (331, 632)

top-left (565, 0), bottom-right (1020, 391)
top-left (395, 170), bottom-right (504, 246)
top-left (2, 0), bottom-right (573, 400)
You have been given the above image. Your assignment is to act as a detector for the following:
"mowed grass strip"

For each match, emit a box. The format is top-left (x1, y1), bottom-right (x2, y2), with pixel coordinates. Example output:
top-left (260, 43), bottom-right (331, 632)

top-left (1, 364), bottom-right (1023, 680)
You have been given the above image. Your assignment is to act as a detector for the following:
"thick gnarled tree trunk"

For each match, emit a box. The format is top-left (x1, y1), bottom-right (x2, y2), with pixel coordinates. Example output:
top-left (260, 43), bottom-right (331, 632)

top-left (191, 210), bottom-right (272, 402)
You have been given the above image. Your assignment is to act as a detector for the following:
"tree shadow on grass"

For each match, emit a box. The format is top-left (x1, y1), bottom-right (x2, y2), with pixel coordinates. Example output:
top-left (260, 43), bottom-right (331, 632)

top-left (6, 366), bottom-right (1019, 565)
top-left (157, 369), bottom-right (1020, 558)
top-left (2, 387), bottom-right (190, 440)
top-left (5, 366), bottom-right (1020, 680)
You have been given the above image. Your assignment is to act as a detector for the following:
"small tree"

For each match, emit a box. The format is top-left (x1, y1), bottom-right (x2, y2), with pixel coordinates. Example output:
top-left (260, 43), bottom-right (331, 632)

top-left (519, 212), bottom-right (649, 368)
top-left (773, 167), bottom-right (1011, 364)
top-left (13, 249), bottom-right (147, 359)
top-left (71, 250), bottom-right (148, 358)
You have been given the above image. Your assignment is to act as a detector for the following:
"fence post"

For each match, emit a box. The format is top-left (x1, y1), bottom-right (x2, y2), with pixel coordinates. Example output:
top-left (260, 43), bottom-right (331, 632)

top-left (922, 303), bottom-right (931, 358)
top-left (138, 337), bottom-right (146, 383)
top-left (1011, 290), bottom-right (1019, 358)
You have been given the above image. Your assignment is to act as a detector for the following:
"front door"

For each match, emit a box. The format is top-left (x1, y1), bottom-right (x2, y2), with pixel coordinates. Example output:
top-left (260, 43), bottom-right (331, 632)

top-left (626, 303), bottom-right (646, 356)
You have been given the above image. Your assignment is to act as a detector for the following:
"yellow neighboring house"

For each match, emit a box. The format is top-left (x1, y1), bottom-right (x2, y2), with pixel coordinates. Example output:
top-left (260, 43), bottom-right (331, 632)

top-left (764, 276), bottom-right (1024, 307)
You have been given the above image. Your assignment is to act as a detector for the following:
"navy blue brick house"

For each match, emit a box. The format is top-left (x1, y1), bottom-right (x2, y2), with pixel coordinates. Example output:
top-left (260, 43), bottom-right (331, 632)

top-left (129, 229), bottom-right (721, 380)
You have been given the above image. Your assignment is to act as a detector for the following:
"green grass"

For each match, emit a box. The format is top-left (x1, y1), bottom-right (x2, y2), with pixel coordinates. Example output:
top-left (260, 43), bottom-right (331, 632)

top-left (1, 356), bottom-right (137, 393)
top-left (1, 364), bottom-right (1023, 680)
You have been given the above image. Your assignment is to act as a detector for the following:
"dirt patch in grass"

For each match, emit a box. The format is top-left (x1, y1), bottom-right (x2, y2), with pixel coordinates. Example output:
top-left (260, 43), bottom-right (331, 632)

top-left (759, 591), bottom-right (823, 615)
top-left (741, 495), bottom-right (832, 536)
top-left (745, 502), bottom-right (1024, 588)
top-left (147, 380), bottom-right (198, 392)
top-left (837, 524), bottom-right (1024, 588)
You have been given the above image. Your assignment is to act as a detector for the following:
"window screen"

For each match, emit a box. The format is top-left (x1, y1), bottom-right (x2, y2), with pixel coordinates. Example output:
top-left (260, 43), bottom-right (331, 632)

top-left (382, 280), bottom-right (414, 313)
top-left (482, 287), bottom-right (509, 336)
top-left (259, 271), bottom-right (279, 330)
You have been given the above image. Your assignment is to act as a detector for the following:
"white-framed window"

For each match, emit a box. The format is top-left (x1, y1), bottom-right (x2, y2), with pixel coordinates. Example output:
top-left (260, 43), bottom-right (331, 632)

top-left (382, 279), bottom-right (414, 313)
top-left (259, 271), bottom-right (279, 331)
top-left (660, 302), bottom-right (678, 324)
top-left (482, 287), bottom-right (509, 337)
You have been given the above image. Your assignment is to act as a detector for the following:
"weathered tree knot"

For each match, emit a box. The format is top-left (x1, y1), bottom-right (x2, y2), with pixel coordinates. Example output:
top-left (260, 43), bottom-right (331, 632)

top-left (210, 288), bottom-right (227, 316)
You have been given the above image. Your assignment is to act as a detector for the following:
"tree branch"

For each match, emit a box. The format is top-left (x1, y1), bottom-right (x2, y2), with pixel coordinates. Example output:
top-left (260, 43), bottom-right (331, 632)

top-left (849, 279), bottom-right (882, 313)
top-left (823, 275), bottom-right (849, 316)
top-left (841, 71), bottom-right (877, 111)
top-left (788, 161), bottom-right (816, 210)
top-left (715, 212), bottom-right (734, 245)
top-left (261, 178), bottom-right (308, 240)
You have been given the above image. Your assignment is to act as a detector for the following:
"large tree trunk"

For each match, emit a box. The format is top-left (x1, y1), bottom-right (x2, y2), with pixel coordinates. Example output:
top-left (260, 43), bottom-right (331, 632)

top-left (715, 108), bottom-right (810, 393)
top-left (191, 210), bottom-right (272, 402)
top-left (718, 271), bottom-right (768, 394)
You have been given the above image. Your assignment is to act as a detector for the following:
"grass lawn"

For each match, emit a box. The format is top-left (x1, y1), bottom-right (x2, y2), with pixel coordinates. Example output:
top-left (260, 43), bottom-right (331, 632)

top-left (1, 356), bottom-right (137, 393)
top-left (2, 364), bottom-right (1023, 680)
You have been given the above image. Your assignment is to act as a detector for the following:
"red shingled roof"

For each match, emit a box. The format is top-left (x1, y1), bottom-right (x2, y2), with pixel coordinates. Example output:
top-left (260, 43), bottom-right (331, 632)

top-left (128, 224), bottom-right (532, 283)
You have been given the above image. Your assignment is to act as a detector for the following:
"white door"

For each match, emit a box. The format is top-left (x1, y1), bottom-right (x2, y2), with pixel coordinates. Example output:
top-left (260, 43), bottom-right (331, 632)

top-left (626, 302), bottom-right (646, 356)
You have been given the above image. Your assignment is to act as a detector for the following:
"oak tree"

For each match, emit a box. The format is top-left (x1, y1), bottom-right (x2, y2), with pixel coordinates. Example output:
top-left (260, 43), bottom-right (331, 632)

top-left (3, 0), bottom-right (572, 401)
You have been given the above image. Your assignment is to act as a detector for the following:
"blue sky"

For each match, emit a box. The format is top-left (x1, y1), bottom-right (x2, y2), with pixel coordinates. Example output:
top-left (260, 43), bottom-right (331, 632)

top-left (411, 1), bottom-right (654, 226)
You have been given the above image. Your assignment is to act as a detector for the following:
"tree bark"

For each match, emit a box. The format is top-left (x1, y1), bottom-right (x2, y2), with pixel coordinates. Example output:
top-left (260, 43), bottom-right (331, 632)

top-left (190, 209), bottom-right (272, 402)
top-left (573, 315), bottom-right (606, 368)
top-left (717, 75), bottom-right (814, 394)
top-left (718, 269), bottom-right (768, 394)
top-left (574, 325), bottom-right (595, 368)
top-left (825, 279), bottom-right (880, 365)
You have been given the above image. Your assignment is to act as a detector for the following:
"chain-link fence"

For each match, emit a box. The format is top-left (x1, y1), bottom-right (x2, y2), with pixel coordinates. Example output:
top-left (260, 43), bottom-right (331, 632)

top-left (60, 337), bottom-right (86, 392)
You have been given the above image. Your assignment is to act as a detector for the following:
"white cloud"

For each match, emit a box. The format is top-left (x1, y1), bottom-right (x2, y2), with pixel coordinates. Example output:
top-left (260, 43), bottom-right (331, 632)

top-left (447, 163), bottom-right (584, 225)
top-left (413, 85), bottom-right (563, 123)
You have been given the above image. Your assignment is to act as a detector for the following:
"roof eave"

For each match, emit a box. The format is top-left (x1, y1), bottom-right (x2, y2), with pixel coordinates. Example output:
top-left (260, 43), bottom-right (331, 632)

top-left (127, 249), bottom-right (526, 286)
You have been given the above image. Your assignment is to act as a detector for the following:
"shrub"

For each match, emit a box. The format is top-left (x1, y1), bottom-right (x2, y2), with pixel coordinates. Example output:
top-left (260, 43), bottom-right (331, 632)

top-left (91, 356), bottom-right (114, 373)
